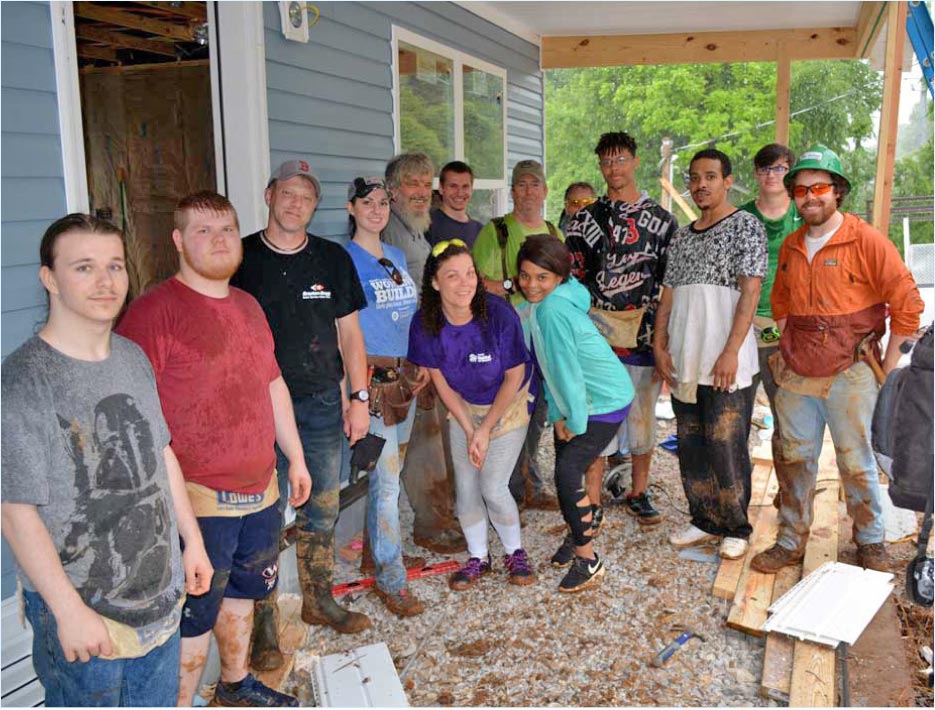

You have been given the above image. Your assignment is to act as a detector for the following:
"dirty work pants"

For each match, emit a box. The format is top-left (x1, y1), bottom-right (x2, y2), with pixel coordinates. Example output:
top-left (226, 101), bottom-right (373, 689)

top-left (621, 363), bottom-right (663, 456)
top-left (773, 361), bottom-right (884, 552)
top-left (509, 381), bottom-right (550, 501)
top-left (450, 422), bottom-right (527, 558)
top-left (752, 344), bottom-right (782, 462)
top-left (275, 387), bottom-right (343, 536)
top-left (672, 385), bottom-right (755, 539)
top-left (367, 400), bottom-right (417, 594)
top-left (399, 398), bottom-right (459, 538)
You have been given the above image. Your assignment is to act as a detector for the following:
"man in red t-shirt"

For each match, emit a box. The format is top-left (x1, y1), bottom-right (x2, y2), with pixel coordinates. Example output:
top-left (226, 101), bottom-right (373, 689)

top-left (118, 192), bottom-right (311, 707)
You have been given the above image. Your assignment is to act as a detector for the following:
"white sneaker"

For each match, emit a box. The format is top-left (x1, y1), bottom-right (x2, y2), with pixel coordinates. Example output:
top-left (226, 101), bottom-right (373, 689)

top-left (669, 524), bottom-right (718, 549)
top-left (720, 537), bottom-right (749, 560)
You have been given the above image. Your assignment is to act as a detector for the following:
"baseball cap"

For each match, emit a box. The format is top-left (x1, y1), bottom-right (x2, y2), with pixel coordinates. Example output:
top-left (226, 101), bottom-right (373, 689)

top-left (511, 160), bottom-right (545, 186)
top-left (268, 159), bottom-right (321, 197)
top-left (347, 176), bottom-right (388, 201)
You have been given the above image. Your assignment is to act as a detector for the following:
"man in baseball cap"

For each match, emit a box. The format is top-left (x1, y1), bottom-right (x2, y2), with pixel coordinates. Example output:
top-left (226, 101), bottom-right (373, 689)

top-left (267, 158), bottom-right (322, 197)
top-left (751, 145), bottom-right (924, 575)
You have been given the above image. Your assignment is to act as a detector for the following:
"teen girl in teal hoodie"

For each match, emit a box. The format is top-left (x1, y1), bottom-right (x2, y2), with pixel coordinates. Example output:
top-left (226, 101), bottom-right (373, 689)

top-left (516, 235), bottom-right (634, 593)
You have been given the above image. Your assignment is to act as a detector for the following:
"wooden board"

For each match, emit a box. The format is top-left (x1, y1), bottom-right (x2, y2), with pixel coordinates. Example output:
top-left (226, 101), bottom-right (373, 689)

top-left (763, 467), bottom-right (780, 507)
top-left (749, 462), bottom-right (773, 507)
top-left (726, 506), bottom-right (779, 635)
top-left (759, 564), bottom-right (801, 700)
top-left (254, 595), bottom-right (307, 693)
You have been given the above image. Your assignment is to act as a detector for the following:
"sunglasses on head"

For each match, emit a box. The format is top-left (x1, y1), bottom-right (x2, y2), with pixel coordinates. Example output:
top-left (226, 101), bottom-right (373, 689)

top-left (377, 257), bottom-right (404, 285)
top-left (792, 183), bottom-right (834, 198)
top-left (431, 238), bottom-right (467, 258)
top-left (566, 197), bottom-right (596, 208)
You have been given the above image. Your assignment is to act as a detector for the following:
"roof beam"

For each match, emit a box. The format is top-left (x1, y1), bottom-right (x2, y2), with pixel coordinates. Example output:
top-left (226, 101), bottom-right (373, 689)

top-left (74, 2), bottom-right (195, 42)
top-left (75, 25), bottom-right (178, 57)
top-left (77, 42), bottom-right (118, 63)
top-left (541, 26), bottom-right (857, 68)
top-left (134, 2), bottom-right (207, 22)
top-left (855, 1), bottom-right (887, 58)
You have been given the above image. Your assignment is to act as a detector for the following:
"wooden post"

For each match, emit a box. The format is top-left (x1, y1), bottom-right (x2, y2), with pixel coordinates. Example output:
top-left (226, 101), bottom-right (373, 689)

top-left (775, 43), bottom-right (791, 145)
top-left (872, 1), bottom-right (908, 233)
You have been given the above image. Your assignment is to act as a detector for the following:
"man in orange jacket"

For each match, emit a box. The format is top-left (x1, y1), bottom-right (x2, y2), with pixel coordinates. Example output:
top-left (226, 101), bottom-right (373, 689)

top-left (751, 145), bottom-right (924, 574)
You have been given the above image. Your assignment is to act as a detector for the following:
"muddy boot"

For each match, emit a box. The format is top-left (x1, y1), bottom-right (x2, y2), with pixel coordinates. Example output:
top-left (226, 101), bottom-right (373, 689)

top-left (249, 592), bottom-right (284, 672)
top-left (296, 530), bottom-right (371, 634)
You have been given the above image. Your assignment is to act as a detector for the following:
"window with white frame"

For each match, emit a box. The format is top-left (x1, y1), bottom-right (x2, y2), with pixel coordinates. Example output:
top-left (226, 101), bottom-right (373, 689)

top-left (392, 28), bottom-right (508, 223)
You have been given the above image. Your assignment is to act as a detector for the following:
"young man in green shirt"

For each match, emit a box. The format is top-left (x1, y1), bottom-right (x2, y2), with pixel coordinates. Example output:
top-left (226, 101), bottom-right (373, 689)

top-left (739, 144), bottom-right (801, 445)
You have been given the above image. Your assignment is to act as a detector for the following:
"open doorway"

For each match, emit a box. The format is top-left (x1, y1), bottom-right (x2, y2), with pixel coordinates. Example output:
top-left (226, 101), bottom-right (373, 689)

top-left (72, 1), bottom-right (217, 296)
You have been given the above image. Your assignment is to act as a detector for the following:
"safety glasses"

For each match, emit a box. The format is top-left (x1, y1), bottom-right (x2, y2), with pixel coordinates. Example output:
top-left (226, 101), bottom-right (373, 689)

top-left (566, 197), bottom-right (597, 209)
top-left (431, 238), bottom-right (467, 258)
top-left (792, 183), bottom-right (834, 198)
top-left (377, 257), bottom-right (404, 285)
top-left (755, 165), bottom-right (790, 175)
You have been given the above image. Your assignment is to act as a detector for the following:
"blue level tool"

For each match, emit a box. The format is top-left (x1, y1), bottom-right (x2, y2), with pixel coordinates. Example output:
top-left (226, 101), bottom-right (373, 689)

top-left (907, 1), bottom-right (934, 97)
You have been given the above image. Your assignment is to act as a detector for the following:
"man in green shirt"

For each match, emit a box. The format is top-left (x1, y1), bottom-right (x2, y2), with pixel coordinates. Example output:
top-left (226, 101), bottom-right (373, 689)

top-left (473, 160), bottom-right (563, 510)
top-left (739, 143), bottom-right (801, 445)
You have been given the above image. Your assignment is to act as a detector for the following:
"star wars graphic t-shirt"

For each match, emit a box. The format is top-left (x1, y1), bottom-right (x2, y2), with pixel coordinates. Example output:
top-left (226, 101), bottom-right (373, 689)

top-left (1, 335), bottom-right (184, 657)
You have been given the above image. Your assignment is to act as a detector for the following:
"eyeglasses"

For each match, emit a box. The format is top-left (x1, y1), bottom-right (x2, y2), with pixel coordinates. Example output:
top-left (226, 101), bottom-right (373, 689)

top-left (792, 183), bottom-right (834, 198)
top-left (599, 156), bottom-right (633, 168)
top-left (755, 165), bottom-right (790, 175)
top-left (566, 198), bottom-right (596, 208)
top-left (430, 238), bottom-right (467, 258)
top-left (378, 257), bottom-right (404, 285)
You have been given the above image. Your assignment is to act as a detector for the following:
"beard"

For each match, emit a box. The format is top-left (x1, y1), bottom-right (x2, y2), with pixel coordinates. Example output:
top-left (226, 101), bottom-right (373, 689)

top-left (182, 248), bottom-right (243, 282)
top-left (397, 205), bottom-right (431, 235)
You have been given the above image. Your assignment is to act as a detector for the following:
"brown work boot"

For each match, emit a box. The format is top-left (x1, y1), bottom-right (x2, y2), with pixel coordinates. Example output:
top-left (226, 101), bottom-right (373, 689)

top-left (296, 531), bottom-right (372, 634)
top-left (856, 542), bottom-right (890, 572)
top-left (360, 552), bottom-right (427, 577)
top-left (750, 543), bottom-right (805, 574)
top-left (373, 586), bottom-right (425, 618)
top-left (249, 592), bottom-right (284, 671)
top-left (413, 527), bottom-right (467, 554)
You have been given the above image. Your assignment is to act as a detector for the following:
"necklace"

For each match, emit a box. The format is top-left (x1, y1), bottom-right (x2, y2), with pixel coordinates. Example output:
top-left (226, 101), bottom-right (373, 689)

top-left (261, 230), bottom-right (308, 254)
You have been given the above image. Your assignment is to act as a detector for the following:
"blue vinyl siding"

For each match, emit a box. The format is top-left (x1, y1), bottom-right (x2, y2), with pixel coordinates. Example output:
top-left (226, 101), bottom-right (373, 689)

top-left (263, 1), bottom-right (543, 242)
top-left (0, 1), bottom-right (65, 601)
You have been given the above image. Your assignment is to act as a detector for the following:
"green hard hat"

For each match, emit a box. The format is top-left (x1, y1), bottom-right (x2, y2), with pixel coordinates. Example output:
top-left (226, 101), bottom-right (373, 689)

top-left (784, 144), bottom-right (851, 191)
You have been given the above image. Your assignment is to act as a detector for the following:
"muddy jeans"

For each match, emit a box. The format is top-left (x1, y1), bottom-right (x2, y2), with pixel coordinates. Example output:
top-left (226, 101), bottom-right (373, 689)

top-left (367, 400), bottom-right (417, 594)
top-left (672, 385), bottom-right (755, 539)
top-left (773, 361), bottom-right (884, 551)
top-left (753, 344), bottom-right (782, 459)
top-left (399, 399), bottom-right (459, 538)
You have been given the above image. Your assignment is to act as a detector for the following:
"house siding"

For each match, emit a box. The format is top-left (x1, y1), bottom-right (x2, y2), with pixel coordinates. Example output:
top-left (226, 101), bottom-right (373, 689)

top-left (263, 1), bottom-right (543, 242)
top-left (1, 0), bottom-right (65, 602)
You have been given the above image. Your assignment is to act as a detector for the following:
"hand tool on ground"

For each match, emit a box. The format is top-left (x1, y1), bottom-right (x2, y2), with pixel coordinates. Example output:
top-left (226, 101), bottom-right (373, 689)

top-left (650, 628), bottom-right (706, 668)
top-left (332, 560), bottom-right (459, 597)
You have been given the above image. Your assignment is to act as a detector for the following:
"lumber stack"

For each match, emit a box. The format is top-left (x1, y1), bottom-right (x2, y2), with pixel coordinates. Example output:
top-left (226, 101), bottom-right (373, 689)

top-left (711, 429), bottom-right (841, 706)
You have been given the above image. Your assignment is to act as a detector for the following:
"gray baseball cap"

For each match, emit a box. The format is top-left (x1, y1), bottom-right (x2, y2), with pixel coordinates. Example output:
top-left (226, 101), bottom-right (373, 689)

top-left (268, 159), bottom-right (321, 197)
top-left (511, 159), bottom-right (545, 186)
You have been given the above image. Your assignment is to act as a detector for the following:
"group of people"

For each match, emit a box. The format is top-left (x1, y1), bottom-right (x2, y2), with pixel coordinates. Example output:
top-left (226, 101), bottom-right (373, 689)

top-left (2, 129), bottom-right (924, 707)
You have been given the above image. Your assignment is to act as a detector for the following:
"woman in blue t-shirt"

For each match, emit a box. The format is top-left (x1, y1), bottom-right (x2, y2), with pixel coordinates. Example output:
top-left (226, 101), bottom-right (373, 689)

top-left (408, 240), bottom-right (536, 590)
top-left (516, 235), bottom-right (635, 593)
top-left (345, 176), bottom-right (426, 618)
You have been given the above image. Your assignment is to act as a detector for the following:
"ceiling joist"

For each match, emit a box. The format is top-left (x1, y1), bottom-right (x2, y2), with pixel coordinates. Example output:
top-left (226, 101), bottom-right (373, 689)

top-left (76, 25), bottom-right (178, 57)
top-left (541, 26), bottom-right (858, 69)
top-left (74, 2), bottom-right (195, 42)
top-left (855, 1), bottom-right (887, 58)
top-left (77, 42), bottom-right (118, 63)
top-left (133, 2), bottom-right (207, 22)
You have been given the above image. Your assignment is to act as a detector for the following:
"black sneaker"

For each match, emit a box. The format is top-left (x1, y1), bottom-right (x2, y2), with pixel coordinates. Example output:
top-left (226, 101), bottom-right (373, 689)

top-left (591, 505), bottom-right (605, 537)
top-left (558, 553), bottom-right (605, 593)
top-left (550, 533), bottom-right (575, 568)
top-left (213, 673), bottom-right (299, 707)
top-left (625, 492), bottom-right (662, 526)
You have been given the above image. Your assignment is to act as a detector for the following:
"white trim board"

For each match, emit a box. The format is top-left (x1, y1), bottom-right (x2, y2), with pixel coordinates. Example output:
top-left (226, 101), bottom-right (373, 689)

top-left (452, 1), bottom-right (541, 46)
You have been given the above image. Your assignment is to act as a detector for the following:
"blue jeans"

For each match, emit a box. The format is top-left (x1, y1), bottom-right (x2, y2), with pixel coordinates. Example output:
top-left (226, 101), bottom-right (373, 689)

top-left (774, 361), bottom-right (884, 550)
top-left (23, 590), bottom-right (180, 707)
top-left (367, 400), bottom-right (417, 594)
top-left (276, 387), bottom-right (344, 535)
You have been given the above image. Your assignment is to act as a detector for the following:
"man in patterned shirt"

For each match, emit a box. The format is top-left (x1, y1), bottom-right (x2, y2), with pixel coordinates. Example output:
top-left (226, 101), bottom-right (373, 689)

top-left (653, 149), bottom-right (767, 561)
top-left (565, 132), bottom-right (678, 537)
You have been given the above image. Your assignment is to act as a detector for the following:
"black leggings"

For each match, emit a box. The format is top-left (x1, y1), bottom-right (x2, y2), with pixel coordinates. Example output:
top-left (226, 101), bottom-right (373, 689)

top-left (553, 419), bottom-right (620, 546)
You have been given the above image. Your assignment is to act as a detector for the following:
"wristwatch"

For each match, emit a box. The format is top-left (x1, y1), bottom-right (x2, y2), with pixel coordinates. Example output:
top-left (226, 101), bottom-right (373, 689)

top-left (502, 278), bottom-right (514, 294)
top-left (350, 390), bottom-right (370, 403)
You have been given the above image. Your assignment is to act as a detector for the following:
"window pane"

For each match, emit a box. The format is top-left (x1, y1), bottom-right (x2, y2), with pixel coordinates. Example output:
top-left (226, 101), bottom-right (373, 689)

top-left (398, 42), bottom-right (454, 170)
top-left (467, 188), bottom-right (500, 225)
top-left (463, 65), bottom-right (504, 180)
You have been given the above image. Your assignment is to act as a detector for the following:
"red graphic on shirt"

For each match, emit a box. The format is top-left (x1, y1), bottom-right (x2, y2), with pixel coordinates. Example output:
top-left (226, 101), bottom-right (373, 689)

top-left (623, 218), bottom-right (639, 245)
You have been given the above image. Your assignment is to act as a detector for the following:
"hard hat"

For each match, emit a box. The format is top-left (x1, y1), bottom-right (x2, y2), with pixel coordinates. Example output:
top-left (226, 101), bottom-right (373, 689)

top-left (784, 144), bottom-right (851, 191)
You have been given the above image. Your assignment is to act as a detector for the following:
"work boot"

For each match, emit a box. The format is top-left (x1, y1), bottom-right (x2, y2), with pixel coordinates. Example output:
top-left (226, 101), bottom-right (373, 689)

top-left (413, 527), bottom-right (467, 554)
top-left (249, 592), bottom-right (284, 672)
top-left (856, 542), bottom-right (890, 572)
top-left (296, 530), bottom-right (371, 634)
top-left (750, 543), bottom-right (805, 574)
top-left (373, 586), bottom-right (425, 618)
top-left (524, 477), bottom-right (559, 511)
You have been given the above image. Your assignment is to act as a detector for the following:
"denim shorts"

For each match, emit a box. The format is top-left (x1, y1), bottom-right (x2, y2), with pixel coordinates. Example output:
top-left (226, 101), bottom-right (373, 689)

top-left (23, 589), bottom-right (180, 707)
top-left (180, 503), bottom-right (280, 637)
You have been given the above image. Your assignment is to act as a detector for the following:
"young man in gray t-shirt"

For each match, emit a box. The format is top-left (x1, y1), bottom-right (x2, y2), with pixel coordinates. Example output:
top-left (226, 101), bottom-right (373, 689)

top-left (1, 214), bottom-right (210, 707)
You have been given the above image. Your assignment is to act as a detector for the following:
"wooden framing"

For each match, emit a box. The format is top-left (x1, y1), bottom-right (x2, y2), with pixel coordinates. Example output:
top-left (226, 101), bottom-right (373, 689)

top-left (872, 1), bottom-right (908, 232)
top-left (855, 1), bottom-right (888, 58)
top-left (74, 2), bottom-right (195, 42)
top-left (134, 1), bottom-right (207, 21)
top-left (775, 42), bottom-right (791, 145)
top-left (77, 42), bottom-right (117, 63)
top-left (541, 26), bottom-right (856, 69)
top-left (75, 25), bottom-right (178, 57)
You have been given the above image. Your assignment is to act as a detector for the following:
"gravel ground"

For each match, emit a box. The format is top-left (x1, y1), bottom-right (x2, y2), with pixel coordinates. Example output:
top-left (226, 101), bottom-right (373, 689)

top-left (286, 403), bottom-right (781, 707)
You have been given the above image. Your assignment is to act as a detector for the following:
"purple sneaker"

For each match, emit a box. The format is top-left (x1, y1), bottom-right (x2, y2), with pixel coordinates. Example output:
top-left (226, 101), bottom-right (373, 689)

top-left (448, 555), bottom-right (492, 591)
top-left (503, 548), bottom-right (536, 586)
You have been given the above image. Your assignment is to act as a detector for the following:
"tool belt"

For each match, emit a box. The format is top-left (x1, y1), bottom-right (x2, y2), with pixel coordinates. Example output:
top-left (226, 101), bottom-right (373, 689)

top-left (588, 306), bottom-right (645, 349)
top-left (778, 304), bottom-right (885, 378)
top-left (366, 356), bottom-right (417, 426)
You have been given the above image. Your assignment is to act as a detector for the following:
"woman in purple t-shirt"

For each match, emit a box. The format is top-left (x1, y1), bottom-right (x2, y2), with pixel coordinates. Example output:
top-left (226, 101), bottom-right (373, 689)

top-left (408, 240), bottom-right (536, 590)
